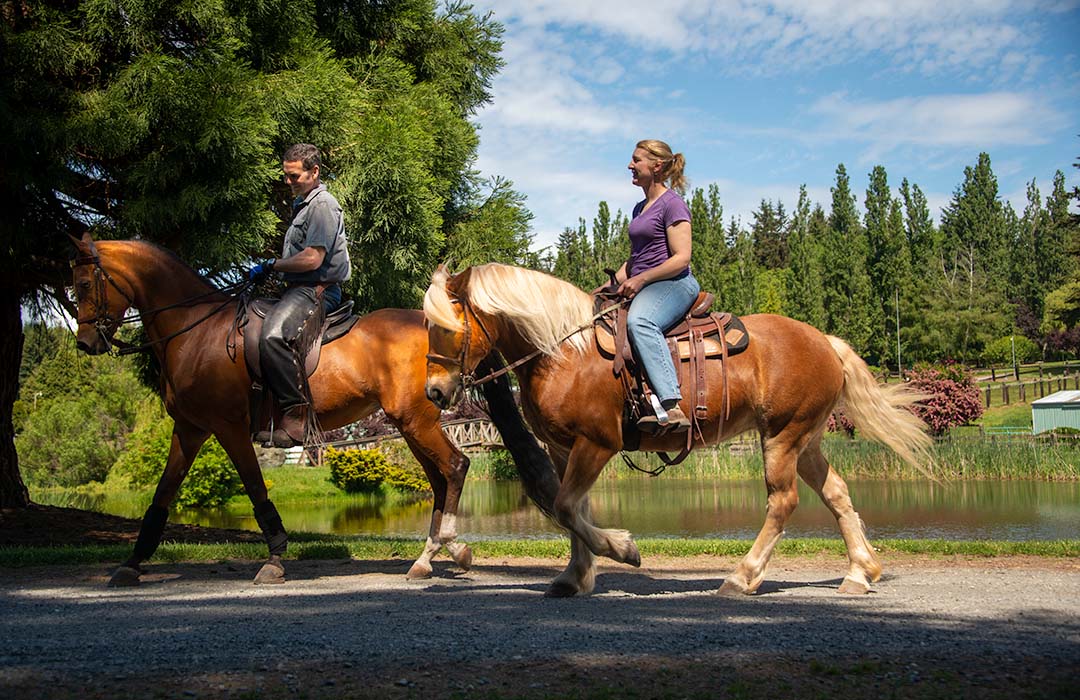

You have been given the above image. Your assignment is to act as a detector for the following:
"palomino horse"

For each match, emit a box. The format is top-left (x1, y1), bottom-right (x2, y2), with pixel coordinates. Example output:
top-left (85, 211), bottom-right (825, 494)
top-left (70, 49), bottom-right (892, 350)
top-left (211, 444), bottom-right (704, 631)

top-left (70, 233), bottom-right (472, 585)
top-left (423, 263), bottom-right (932, 598)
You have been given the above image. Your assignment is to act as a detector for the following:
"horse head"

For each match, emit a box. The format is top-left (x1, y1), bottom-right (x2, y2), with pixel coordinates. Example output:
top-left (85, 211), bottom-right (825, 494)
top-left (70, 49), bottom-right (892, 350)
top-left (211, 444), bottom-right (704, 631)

top-left (69, 232), bottom-right (133, 355)
top-left (422, 266), bottom-right (493, 408)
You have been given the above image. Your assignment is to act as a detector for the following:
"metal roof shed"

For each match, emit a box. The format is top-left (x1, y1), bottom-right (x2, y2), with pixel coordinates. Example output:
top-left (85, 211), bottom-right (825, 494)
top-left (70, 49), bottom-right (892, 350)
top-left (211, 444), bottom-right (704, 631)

top-left (1031, 390), bottom-right (1080, 433)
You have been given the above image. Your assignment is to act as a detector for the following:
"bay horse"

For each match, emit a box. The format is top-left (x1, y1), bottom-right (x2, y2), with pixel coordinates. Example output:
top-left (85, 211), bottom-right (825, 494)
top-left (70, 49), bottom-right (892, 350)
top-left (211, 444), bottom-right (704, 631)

top-left (70, 233), bottom-right (472, 585)
top-left (423, 263), bottom-right (932, 598)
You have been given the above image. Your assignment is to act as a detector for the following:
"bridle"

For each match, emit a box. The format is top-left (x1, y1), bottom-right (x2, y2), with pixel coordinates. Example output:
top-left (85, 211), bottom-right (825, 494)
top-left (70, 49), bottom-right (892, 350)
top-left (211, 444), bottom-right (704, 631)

top-left (71, 249), bottom-right (254, 356)
top-left (425, 295), bottom-right (497, 389)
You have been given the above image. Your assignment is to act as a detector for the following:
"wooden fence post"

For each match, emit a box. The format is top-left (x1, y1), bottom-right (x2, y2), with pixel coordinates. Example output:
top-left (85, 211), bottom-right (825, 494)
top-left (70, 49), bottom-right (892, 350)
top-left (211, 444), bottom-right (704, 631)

top-left (1002, 383), bottom-right (1009, 404)
top-left (985, 386), bottom-right (991, 408)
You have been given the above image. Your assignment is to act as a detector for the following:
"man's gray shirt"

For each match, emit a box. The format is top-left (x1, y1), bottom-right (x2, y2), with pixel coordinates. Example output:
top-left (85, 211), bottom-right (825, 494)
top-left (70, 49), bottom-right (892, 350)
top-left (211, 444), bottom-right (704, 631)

top-left (281, 184), bottom-right (351, 284)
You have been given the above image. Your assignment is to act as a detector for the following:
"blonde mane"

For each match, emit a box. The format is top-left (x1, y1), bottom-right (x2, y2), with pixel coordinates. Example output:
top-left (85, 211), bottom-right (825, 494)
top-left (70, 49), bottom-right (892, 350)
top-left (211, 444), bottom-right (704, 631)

top-left (423, 264), bottom-right (595, 357)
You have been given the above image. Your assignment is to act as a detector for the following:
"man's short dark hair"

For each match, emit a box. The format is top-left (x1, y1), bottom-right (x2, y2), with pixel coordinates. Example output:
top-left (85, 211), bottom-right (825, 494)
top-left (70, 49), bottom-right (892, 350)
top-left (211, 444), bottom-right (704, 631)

top-left (282, 143), bottom-right (322, 171)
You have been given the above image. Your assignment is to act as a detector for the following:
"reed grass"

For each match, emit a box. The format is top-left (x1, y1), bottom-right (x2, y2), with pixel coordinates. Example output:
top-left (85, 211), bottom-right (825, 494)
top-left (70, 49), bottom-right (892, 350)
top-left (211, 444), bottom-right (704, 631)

top-left (467, 435), bottom-right (1080, 481)
top-left (3, 536), bottom-right (1076, 568)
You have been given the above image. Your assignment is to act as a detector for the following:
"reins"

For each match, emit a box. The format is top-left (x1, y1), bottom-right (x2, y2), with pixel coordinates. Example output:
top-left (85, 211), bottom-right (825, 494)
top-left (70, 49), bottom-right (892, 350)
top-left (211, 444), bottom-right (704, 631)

top-left (72, 252), bottom-right (257, 356)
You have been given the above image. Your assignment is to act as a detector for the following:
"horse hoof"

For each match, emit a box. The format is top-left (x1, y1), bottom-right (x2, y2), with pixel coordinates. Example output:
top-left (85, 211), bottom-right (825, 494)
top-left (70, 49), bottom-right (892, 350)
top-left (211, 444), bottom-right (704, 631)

top-left (447, 542), bottom-right (473, 571)
top-left (108, 566), bottom-right (142, 587)
top-left (717, 578), bottom-right (751, 596)
top-left (624, 541), bottom-right (641, 568)
top-left (544, 580), bottom-right (580, 598)
top-left (405, 561), bottom-right (433, 580)
top-left (253, 558), bottom-right (286, 585)
top-left (838, 576), bottom-right (871, 595)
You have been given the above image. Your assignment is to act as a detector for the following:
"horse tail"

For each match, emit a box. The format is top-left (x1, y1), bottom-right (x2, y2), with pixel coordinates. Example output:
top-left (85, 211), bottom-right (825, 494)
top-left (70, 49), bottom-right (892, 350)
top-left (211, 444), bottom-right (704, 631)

top-left (477, 355), bottom-right (560, 519)
top-left (826, 336), bottom-right (936, 478)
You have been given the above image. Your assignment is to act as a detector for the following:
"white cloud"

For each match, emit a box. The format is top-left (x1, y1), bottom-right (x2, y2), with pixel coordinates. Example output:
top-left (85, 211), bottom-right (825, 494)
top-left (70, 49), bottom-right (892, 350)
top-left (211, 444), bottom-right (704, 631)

top-left (806, 91), bottom-right (1066, 163)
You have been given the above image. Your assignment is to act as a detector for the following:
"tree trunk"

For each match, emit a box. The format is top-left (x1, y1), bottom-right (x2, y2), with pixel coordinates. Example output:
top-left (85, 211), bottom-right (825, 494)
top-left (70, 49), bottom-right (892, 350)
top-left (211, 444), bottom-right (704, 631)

top-left (0, 290), bottom-right (30, 508)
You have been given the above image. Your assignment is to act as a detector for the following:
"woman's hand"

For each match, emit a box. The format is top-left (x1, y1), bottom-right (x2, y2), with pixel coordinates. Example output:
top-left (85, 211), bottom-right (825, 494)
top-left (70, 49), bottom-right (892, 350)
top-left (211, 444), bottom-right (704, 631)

top-left (617, 274), bottom-right (648, 298)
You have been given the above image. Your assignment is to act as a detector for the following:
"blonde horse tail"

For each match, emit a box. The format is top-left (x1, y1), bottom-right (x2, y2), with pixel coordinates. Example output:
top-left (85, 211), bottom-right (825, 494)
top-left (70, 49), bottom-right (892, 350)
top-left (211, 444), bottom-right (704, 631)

top-left (827, 336), bottom-right (936, 479)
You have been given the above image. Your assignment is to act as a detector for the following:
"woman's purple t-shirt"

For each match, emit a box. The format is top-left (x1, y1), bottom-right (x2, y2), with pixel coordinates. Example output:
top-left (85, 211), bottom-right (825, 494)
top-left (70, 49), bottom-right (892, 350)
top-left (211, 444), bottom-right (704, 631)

top-left (627, 189), bottom-right (692, 278)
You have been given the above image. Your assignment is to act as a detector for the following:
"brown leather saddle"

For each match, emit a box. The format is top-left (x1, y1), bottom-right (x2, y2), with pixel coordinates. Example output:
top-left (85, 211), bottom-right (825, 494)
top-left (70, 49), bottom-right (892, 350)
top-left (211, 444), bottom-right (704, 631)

top-left (240, 298), bottom-right (359, 436)
top-left (593, 288), bottom-right (750, 464)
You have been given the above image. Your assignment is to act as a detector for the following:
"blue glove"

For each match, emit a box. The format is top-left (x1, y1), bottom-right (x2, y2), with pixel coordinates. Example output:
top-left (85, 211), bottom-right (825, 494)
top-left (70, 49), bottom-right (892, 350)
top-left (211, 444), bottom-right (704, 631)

top-left (248, 259), bottom-right (275, 281)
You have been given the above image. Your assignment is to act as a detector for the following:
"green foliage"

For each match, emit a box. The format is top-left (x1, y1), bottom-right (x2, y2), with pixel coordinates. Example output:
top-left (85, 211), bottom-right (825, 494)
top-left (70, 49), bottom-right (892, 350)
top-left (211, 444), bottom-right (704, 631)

top-left (111, 418), bottom-right (243, 508)
top-left (485, 449), bottom-right (519, 481)
top-left (325, 446), bottom-right (429, 494)
top-left (15, 338), bottom-right (151, 487)
top-left (983, 335), bottom-right (1040, 365)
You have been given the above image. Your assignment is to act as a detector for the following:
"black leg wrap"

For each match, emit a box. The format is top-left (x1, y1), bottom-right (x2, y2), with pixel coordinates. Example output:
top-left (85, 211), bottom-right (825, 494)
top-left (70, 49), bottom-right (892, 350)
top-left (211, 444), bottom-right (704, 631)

top-left (254, 499), bottom-right (288, 556)
top-left (132, 504), bottom-right (170, 561)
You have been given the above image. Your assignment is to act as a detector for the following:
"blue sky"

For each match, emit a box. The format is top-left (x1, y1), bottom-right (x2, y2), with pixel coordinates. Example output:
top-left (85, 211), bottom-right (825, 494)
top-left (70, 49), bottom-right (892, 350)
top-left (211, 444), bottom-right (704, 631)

top-left (469, 0), bottom-right (1080, 252)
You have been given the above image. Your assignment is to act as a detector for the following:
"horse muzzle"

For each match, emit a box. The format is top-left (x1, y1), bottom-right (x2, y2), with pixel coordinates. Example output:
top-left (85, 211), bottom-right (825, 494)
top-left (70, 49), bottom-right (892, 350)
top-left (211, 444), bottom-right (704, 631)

top-left (75, 327), bottom-right (111, 356)
top-left (425, 378), bottom-right (461, 410)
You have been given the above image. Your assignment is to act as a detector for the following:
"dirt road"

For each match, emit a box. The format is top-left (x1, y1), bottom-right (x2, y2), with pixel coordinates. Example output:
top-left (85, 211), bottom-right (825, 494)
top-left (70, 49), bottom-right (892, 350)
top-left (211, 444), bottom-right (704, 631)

top-left (1, 554), bottom-right (1078, 699)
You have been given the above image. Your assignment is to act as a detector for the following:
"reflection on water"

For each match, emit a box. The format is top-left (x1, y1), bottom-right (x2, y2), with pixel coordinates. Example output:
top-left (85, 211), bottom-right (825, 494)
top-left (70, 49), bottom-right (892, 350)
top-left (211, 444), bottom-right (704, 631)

top-left (42, 478), bottom-right (1080, 541)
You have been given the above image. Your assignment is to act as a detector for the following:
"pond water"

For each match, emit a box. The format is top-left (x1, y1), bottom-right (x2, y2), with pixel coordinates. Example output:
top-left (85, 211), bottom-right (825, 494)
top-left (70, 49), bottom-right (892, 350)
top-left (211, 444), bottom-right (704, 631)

top-left (47, 477), bottom-right (1080, 541)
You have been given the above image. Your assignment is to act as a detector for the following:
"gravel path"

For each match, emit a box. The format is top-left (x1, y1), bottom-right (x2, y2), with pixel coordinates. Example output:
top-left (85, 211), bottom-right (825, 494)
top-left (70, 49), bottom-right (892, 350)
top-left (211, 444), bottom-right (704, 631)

top-left (2, 554), bottom-right (1078, 699)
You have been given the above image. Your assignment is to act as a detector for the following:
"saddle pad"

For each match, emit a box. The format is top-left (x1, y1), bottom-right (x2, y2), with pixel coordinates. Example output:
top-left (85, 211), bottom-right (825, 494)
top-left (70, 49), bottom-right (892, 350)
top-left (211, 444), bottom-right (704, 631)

top-left (594, 312), bottom-right (749, 361)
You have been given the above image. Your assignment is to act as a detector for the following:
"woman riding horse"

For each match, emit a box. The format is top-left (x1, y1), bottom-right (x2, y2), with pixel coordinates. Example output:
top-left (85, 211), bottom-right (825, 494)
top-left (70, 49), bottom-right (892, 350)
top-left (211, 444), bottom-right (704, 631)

top-left (423, 263), bottom-right (932, 598)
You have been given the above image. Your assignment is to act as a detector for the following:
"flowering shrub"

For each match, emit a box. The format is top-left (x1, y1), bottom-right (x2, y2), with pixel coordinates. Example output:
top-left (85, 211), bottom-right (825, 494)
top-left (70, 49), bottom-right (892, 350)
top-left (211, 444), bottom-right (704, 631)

top-left (826, 409), bottom-right (856, 437)
top-left (905, 363), bottom-right (983, 436)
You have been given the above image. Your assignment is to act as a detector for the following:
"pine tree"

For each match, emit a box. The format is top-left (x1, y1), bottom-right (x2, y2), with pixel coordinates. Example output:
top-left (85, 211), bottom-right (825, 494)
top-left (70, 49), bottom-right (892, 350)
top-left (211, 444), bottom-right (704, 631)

top-left (689, 185), bottom-right (727, 296)
top-left (785, 187), bottom-right (826, 329)
top-left (750, 199), bottom-right (788, 269)
top-left (821, 164), bottom-right (874, 354)
top-left (900, 178), bottom-right (939, 271)
top-left (864, 166), bottom-right (911, 367)
top-left (1038, 170), bottom-right (1075, 293)
top-left (1010, 181), bottom-right (1043, 322)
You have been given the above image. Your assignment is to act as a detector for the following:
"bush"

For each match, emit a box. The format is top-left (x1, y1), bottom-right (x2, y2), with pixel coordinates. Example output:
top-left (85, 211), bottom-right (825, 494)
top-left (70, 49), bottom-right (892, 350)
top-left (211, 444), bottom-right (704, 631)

top-left (982, 335), bottom-right (1040, 365)
top-left (485, 449), bottom-right (519, 480)
top-left (111, 418), bottom-right (244, 508)
top-left (15, 396), bottom-right (121, 486)
top-left (325, 447), bottom-right (429, 494)
top-left (906, 363), bottom-right (984, 436)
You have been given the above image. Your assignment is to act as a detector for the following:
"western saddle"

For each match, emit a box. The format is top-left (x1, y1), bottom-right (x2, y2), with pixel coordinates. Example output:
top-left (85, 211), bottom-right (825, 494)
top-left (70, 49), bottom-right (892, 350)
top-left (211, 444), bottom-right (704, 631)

top-left (593, 286), bottom-right (749, 465)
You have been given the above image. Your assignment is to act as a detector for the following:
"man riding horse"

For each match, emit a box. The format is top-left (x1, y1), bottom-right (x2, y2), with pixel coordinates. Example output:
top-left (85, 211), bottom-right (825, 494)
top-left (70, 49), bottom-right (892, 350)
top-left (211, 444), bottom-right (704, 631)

top-left (250, 144), bottom-right (351, 447)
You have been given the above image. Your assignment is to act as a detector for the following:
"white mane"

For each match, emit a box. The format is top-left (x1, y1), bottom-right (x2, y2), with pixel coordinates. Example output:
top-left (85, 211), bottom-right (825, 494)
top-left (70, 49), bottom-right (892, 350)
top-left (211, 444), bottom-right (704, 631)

top-left (423, 263), bottom-right (595, 357)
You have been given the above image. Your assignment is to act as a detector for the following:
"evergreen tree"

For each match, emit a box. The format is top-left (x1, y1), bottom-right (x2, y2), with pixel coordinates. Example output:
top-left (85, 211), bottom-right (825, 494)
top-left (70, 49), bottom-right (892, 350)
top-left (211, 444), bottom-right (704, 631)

top-left (1038, 170), bottom-right (1075, 293)
top-left (445, 177), bottom-right (534, 268)
top-left (750, 199), bottom-right (788, 269)
top-left (552, 219), bottom-right (592, 290)
top-left (689, 184), bottom-right (727, 296)
top-left (1010, 181), bottom-right (1043, 321)
top-left (864, 166), bottom-right (911, 367)
top-left (936, 153), bottom-right (1012, 358)
top-left (785, 187), bottom-right (826, 329)
top-left (900, 178), bottom-right (939, 271)
top-left (821, 164), bottom-right (874, 353)
top-left (716, 218), bottom-right (757, 315)
top-left (0, 0), bottom-right (507, 506)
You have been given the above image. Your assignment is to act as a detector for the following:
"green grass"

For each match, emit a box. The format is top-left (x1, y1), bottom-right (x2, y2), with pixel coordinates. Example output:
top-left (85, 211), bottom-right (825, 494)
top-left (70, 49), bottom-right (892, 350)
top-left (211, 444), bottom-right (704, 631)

top-left (2, 536), bottom-right (1077, 568)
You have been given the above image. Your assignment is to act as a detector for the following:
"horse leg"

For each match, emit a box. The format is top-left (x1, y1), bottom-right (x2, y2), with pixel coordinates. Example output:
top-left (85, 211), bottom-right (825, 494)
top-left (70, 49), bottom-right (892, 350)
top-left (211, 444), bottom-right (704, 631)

top-left (547, 496), bottom-right (599, 598)
top-left (719, 435), bottom-right (800, 596)
top-left (214, 425), bottom-right (286, 584)
top-left (797, 440), bottom-right (881, 594)
top-left (550, 438), bottom-right (638, 583)
top-left (396, 420), bottom-right (471, 579)
top-left (109, 422), bottom-right (209, 587)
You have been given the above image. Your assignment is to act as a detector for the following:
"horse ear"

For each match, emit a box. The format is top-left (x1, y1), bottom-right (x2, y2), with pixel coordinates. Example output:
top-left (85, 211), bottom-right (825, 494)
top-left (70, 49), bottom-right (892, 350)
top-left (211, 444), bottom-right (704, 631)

top-left (448, 266), bottom-right (472, 296)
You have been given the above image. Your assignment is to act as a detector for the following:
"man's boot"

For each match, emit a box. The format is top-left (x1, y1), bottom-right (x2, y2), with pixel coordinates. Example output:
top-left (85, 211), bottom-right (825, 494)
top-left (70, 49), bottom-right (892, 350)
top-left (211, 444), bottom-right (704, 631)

top-left (272, 405), bottom-right (307, 448)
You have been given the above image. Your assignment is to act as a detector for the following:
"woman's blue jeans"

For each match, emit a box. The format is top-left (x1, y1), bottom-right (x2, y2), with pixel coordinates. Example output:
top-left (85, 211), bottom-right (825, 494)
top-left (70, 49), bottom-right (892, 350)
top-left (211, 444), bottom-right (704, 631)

top-left (626, 272), bottom-right (700, 406)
